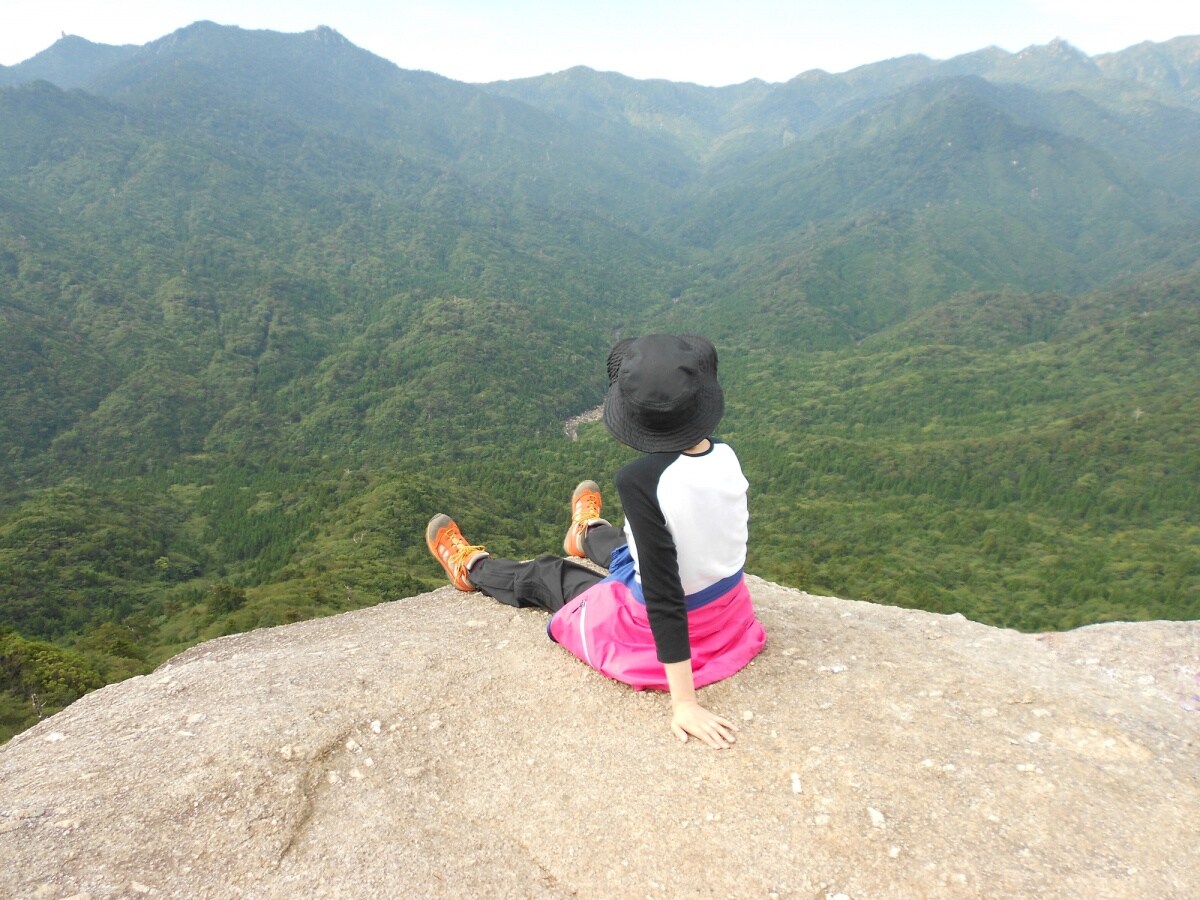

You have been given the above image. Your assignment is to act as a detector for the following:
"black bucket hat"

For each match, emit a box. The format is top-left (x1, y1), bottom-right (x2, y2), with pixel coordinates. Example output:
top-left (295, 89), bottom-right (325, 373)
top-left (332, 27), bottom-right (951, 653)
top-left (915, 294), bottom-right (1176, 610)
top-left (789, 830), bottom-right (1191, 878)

top-left (602, 333), bottom-right (725, 453)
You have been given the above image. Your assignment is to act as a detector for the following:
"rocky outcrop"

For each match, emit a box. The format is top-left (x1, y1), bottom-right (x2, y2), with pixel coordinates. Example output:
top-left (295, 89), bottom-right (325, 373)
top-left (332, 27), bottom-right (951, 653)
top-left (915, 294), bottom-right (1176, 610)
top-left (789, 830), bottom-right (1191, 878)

top-left (1, 577), bottom-right (1197, 899)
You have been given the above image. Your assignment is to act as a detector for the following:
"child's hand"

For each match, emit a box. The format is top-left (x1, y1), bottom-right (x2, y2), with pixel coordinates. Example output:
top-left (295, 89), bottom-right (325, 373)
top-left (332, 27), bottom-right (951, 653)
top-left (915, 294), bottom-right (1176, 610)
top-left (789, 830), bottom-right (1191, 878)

top-left (670, 700), bottom-right (738, 749)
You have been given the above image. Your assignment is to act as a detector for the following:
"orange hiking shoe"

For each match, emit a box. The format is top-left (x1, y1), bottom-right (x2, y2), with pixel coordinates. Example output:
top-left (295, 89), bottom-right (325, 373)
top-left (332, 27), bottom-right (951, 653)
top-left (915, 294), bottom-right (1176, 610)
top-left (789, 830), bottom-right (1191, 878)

top-left (563, 480), bottom-right (609, 558)
top-left (425, 514), bottom-right (488, 591)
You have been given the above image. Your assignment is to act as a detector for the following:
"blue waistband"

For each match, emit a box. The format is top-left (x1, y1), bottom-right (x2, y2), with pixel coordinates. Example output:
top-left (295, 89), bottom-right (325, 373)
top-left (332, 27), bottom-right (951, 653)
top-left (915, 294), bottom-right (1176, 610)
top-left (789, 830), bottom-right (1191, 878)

top-left (603, 545), bottom-right (744, 611)
top-left (682, 569), bottom-right (746, 609)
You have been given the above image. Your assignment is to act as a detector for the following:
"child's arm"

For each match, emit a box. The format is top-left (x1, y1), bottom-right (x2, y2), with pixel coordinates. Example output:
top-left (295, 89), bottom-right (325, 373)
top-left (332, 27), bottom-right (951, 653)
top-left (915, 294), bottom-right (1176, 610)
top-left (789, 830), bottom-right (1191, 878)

top-left (614, 457), bottom-right (739, 749)
top-left (664, 659), bottom-right (739, 749)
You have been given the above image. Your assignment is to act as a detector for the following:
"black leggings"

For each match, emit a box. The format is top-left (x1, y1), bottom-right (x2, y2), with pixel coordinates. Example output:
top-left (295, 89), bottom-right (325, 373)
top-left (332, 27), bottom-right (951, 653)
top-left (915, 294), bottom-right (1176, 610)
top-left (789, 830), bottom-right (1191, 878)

top-left (468, 524), bottom-right (626, 613)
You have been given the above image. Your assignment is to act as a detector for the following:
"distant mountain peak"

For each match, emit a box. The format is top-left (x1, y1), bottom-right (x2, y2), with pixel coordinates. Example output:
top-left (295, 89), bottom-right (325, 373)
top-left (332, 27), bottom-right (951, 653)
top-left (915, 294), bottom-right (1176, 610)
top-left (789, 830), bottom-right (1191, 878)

top-left (1001, 36), bottom-right (1102, 85)
top-left (1017, 36), bottom-right (1092, 62)
top-left (169, 19), bottom-right (223, 37)
top-left (310, 25), bottom-right (352, 47)
top-left (20, 33), bottom-right (126, 63)
top-left (147, 20), bottom-right (223, 51)
top-left (1047, 36), bottom-right (1087, 57)
top-left (47, 34), bottom-right (101, 52)
top-left (0, 31), bottom-right (138, 89)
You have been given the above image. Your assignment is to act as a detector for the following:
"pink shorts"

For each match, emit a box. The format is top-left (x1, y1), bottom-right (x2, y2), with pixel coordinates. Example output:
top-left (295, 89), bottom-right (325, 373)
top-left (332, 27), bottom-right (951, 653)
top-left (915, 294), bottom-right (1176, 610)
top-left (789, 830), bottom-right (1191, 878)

top-left (548, 570), bottom-right (766, 691)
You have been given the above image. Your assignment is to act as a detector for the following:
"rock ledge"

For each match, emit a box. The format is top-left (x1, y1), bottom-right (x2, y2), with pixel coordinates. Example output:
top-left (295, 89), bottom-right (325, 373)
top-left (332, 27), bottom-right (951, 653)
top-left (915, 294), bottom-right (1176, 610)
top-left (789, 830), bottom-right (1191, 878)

top-left (1, 577), bottom-right (1197, 898)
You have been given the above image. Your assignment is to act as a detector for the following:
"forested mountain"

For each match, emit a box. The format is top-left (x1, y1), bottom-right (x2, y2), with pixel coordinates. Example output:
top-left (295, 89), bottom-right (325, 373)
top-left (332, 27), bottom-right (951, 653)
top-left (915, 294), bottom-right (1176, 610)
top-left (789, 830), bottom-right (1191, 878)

top-left (2, 23), bottom-right (1197, 740)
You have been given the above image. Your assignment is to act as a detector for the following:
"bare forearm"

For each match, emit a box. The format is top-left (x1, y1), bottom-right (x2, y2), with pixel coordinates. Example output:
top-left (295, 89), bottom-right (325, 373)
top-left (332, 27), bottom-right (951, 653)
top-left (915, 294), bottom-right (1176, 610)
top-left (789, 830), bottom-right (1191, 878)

top-left (664, 659), bottom-right (698, 706)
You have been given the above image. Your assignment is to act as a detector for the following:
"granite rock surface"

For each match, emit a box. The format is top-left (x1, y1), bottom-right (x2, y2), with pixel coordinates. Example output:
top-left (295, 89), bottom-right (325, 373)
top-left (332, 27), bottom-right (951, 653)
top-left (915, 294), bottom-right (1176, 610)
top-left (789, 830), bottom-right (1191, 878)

top-left (1, 576), bottom-right (1197, 899)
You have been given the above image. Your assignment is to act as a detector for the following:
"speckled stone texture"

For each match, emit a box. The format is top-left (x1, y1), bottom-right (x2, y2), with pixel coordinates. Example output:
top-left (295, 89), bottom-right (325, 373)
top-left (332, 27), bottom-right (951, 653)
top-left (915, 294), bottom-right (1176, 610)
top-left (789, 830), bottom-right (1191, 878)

top-left (1, 576), bottom-right (1197, 899)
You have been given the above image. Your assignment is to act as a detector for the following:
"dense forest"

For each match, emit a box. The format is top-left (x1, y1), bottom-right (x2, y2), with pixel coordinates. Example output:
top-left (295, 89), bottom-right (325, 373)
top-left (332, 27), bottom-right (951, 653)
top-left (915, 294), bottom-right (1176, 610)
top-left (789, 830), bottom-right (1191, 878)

top-left (2, 24), bottom-right (1198, 741)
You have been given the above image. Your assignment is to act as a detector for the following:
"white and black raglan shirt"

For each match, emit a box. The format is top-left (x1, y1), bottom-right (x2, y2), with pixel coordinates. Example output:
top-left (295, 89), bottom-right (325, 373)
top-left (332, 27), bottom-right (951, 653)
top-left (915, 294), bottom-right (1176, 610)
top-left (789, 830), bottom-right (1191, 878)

top-left (613, 439), bottom-right (749, 664)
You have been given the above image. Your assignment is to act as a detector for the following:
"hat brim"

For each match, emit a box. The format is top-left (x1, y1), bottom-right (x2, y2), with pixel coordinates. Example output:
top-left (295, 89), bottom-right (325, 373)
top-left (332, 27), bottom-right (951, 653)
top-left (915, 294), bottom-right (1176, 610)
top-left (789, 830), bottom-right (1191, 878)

top-left (602, 382), bottom-right (725, 453)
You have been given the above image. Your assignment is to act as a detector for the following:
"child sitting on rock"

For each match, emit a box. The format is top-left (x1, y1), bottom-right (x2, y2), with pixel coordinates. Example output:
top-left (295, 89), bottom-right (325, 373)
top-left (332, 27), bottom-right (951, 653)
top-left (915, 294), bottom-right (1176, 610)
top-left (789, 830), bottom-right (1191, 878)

top-left (426, 333), bottom-right (766, 749)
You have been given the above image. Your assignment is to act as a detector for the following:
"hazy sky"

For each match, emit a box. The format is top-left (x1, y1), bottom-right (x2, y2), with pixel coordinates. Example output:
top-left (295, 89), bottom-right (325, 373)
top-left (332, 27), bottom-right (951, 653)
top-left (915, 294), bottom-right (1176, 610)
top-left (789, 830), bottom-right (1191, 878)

top-left (3, 0), bottom-right (1199, 85)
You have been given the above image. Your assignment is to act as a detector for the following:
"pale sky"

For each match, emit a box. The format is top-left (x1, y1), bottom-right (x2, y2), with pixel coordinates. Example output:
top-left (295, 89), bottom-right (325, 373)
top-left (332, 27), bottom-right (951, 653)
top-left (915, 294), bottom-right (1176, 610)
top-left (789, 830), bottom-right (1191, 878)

top-left (2, 0), bottom-right (1199, 85)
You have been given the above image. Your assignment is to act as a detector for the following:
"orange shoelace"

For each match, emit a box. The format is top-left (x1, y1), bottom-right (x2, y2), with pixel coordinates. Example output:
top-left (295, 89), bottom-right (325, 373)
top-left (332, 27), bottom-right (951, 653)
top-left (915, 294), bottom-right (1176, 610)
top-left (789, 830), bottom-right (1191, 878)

top-left (437, 526), bottom-right (484, 572)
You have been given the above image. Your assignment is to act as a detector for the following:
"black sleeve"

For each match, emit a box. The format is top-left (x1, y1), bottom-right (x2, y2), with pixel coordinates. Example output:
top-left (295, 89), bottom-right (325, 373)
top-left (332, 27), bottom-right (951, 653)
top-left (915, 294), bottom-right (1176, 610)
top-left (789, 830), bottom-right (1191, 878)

top-left (615, 455), bottom-right (691, 664)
